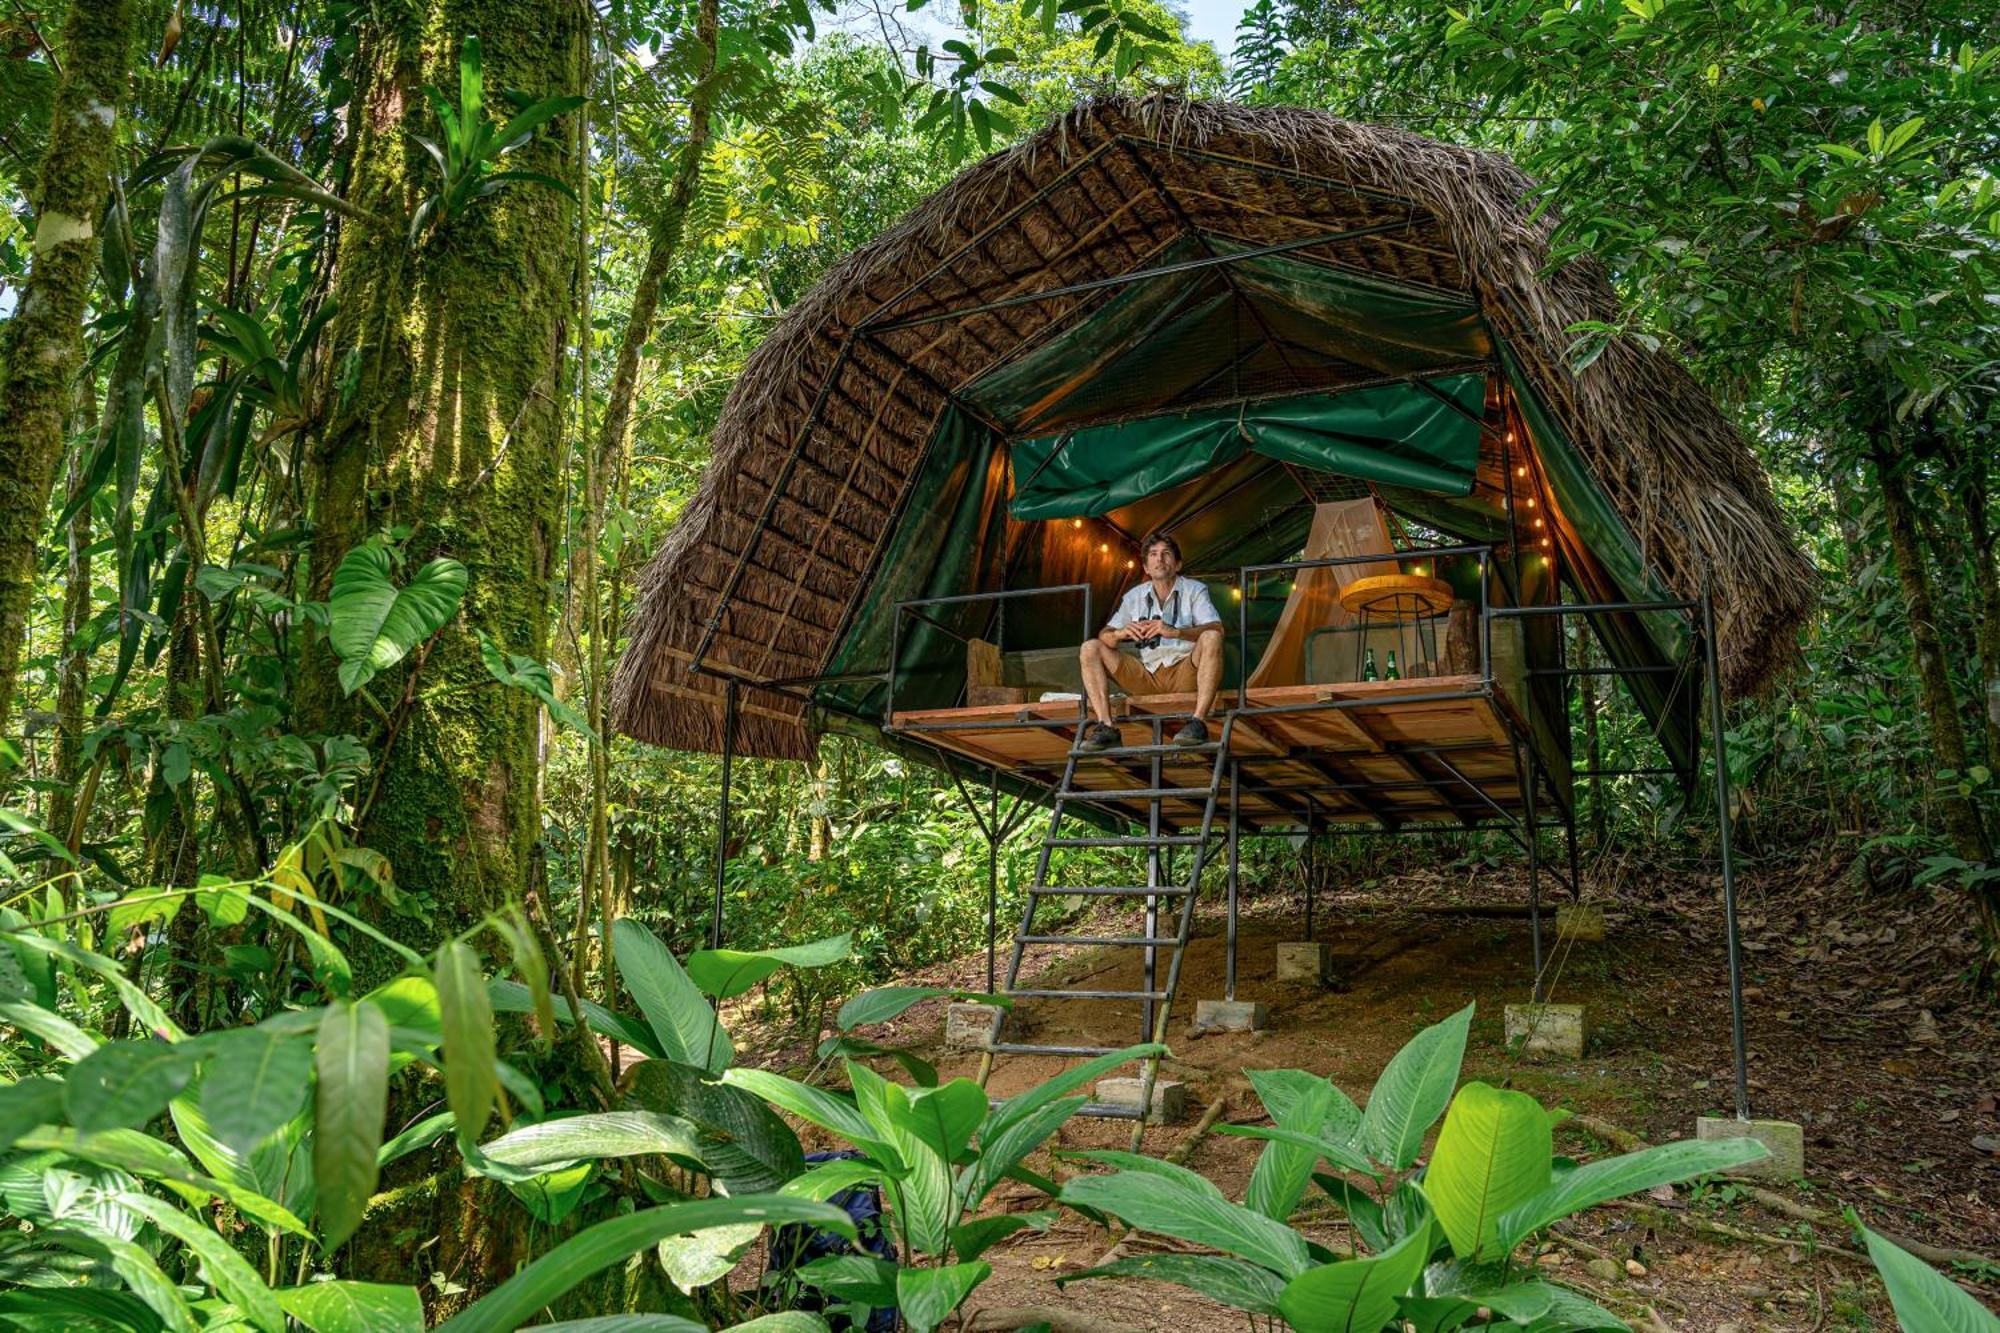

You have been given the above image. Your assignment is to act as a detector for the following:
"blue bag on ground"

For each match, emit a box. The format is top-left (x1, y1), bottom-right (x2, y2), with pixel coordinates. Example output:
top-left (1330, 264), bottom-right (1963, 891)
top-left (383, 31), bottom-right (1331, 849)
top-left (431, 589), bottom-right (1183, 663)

top-left (762, 1150), bottom-right (898, 1331)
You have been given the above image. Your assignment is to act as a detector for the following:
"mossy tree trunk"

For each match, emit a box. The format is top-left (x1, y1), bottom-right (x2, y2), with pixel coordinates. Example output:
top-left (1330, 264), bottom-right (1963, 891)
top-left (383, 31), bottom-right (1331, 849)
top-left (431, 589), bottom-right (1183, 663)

top-left (299, 0), bottom-right (583, 951)
top-left (0, 0), bottom-right (136, 743)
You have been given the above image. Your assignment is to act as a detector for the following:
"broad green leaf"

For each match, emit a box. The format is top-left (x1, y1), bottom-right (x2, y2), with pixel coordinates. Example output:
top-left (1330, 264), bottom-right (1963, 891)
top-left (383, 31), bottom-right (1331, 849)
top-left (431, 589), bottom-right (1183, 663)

top-left (1398, 1282), bottom-right (1555, 1332)
top-left (526, 1320), bottom-right (706, 1333)
top-left (0, 1077), bottom-right (64, 1150)
top-left (35, 1227), bottom-right (196, 1333)
top-left (437, 1196), bottom-right (854, 1333)
top-left (0, 998), bottom-right (95, 1059)
top-left (276, 1280), bottom-right (424, 1333)
top-left (719, 1066), bottom-right (904, 1174)
top-left (687, 932), bottom-right (852, 999)
top-left (897, 1261), bottom-right (989, 1333)
top-left (1247, 1067), bottom-right (1362, 1142)
top-left (612, 918), bottom-right (731, 1071)
top-left (728, 1318), bottom-right (833, 1333)
top-left (835, 986), bottom-right (1006, 1030)
top-left (949, 1210), bottom-right (1054, 1261)
top-left (1516, 1281), bottom-right (1629, 1330)
top-left (327, 542), bottom-right (467, 695)
top-left (1060, 1149), bottom-right (1224, 1198)
top-left (1426, 1081), bottom-right (1552, 1262)
top-left (1060, 1254), bottom-right (1286, 1316)
top-left (122, 1192), bottom-right (284, 1332)
top-left (0, 1287), bottom-right (164, 1328)
top-left (792, 1253), bottom-right (899, 1305)
top-left (1862, 1227), bottom-right (2000, 1332)
top-left (1060, 1171), bottom-right (1313, 1278)
top-left (1215, 1123), bottom-right (1377, 1177)
top-left (958, 1094), bottom-right (1082, 1212)
top-left (65, 1042), bottom-right (201, 1134)
top-left (1356, 1002), bottom-right (1472, 1168)
top-left (780, 1158), bottom-right (884, 1201)
top-left (982, 1043), bottom-right (1162, 1145)
top-left (436, 941), bottom-right (497, 1141)
top-left (315, 999), bottom-right (389, 1250)
top-left (848, 1060), bottom-right (952, 1252)
top-left (1314, 1172), bottom-right (1389, 1251)
top-left (476, 632), bottom-right (594, 738)
top-left (620, 1060), bottom-right (805, 1193)
top-left (11, 932), bottom-right (183, 1038)
top-left (1247, 1078), bottom-right (1337, 1221)
top-left (20, 1126), bottom-right (306, 1235)
top-left (489, 978), bottom-right (661, 1057)
top-left (1277, 1221), bottom-right (1433, 1333)
top-left (657, 1221), bottom-right (762, 1294)
top-left (1496, 1137), bottom-right (1768, 1253)
top-left (481, 1111), bottom-right (705, 1170)
top-left (199, 1024), bottom-right (313, 1158)
top-left (900, 1077), bottom-right (988, 1165)
top-left (816, 1034), bottom-right (938, 1087)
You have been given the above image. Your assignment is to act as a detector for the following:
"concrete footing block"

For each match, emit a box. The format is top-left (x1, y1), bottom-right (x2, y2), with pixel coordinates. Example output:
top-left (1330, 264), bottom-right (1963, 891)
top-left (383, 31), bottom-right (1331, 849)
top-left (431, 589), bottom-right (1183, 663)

top-left (944, 1001), bottom-right (1000, 1050)
top-left (1556, 903), bottom-right (1606, 943)
top-left (1275, 942), bottom-right (1335, 985)
top-left (1504, 1002), bottom-right (1587, 1059)
top-left (1095, 1077), bottom-right (1189, 1123)
top-left (1191, 999), bottom-right (1269, 1035)
top-left (1696, 1116), bottom-right (1806, 1180)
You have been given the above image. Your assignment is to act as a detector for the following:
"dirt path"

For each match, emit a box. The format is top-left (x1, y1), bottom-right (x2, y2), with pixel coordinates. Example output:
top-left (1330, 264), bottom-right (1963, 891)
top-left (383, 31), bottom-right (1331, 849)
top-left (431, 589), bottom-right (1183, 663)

top-left (736, 852), bottom-right (2000, 1330)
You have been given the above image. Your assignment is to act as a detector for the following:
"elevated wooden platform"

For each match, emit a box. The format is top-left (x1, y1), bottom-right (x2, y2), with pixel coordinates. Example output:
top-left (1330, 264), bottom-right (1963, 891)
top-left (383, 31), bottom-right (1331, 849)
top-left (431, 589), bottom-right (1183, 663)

top-left (891, 676), bottom-right (1565, 831)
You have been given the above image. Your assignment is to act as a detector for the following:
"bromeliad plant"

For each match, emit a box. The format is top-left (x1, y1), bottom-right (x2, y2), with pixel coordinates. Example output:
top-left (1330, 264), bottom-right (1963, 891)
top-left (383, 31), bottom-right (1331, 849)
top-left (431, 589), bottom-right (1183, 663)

top-left (1057, 1003), bottom-right (1769, 1332)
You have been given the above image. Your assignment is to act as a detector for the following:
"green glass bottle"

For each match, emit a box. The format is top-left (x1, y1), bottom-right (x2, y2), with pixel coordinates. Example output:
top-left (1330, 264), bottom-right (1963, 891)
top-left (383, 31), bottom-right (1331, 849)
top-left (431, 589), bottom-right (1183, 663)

top-left (1362, 648), bottom-right (1379, 681)
top-left (1385, 649), bottom-right (1402, 681)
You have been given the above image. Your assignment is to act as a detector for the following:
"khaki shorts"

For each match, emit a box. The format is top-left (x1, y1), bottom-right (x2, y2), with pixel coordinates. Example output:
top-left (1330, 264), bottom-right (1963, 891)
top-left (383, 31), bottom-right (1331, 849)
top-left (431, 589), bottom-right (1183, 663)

top-left (1108, 649), bottom-right (1198, 696)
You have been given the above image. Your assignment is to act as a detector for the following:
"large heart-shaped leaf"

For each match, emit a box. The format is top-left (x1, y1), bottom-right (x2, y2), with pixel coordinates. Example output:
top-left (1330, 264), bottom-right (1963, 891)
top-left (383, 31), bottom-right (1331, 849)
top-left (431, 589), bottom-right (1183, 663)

top-left (327, 541), bottom-right (467, 695)
top-left (897, 1262), bottom-right (990, 1333)
top-left (276, 1280), bottom-right (423, 1333)
top-left (612, 919), bottom-right (730, 1071)
top-left (1862, 1227), bottom-right (2000, 1333)
top-left (1277, 1221), bottom-right (1434, 1333)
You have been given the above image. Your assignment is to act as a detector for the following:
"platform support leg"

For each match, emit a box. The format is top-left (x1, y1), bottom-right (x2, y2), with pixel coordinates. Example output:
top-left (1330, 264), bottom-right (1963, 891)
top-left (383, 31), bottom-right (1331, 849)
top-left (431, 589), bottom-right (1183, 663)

top-left (1526, 746), bottom-right (1544, 1003)
top-left (1225, 758), bottom-right (1240, 1003)
top-left (709, 680), bottom-right (738, 950)
top-left (986, 771), bottom-right (999, 995)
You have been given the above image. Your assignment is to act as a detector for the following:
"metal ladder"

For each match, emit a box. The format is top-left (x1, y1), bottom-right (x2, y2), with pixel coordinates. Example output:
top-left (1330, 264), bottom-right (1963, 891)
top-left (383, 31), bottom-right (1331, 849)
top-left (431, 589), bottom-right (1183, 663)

top-left (976, 711), bottom-right (1234, 1147)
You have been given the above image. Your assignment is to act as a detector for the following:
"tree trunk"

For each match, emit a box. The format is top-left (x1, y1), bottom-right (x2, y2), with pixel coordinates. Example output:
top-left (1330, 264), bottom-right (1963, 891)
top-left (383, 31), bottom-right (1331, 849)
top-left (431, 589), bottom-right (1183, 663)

top-left (48, 395), bottom-right (95, 871)
top-left (0, 0), bottom-right (136, 741)
top-left (1960, 457), bottom-right (2000, 773)
top-left (1870, 440), bottom-right (1993, 881)
top-left (298, 0), bottom-right (584, 952)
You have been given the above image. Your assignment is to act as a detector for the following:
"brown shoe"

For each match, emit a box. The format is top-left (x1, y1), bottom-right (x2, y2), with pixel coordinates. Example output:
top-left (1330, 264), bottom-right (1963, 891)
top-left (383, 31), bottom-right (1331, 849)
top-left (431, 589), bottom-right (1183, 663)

top-left (1078, 722), bottom-right (1121, 752)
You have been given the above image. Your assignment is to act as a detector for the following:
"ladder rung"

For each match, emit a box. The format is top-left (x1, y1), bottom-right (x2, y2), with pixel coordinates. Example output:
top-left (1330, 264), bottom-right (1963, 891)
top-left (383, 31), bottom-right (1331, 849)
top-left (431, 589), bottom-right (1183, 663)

top-left (987, 1041), bottom-right (1126, 1057)
top-left (1060, 785), bottom-right (1212, 800)
top-left (1077, 1102), bottom-right (1147, 1120)
top-left (1007, 987), bottom-right (1169, 1001)
top-left (1019, 934), bottom-right (1183, 947)
top-left (1028, 884), bottom-right (1191, 897)
top-left (1073, 741), bottom-right (1223, 759)
top-left (1047, 834), bottom-right (1203, 848)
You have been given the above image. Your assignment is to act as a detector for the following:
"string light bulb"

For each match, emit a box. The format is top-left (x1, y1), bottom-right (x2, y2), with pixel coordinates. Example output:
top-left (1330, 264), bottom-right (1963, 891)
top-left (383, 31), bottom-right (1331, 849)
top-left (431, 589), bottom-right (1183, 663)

top-left (1097, 542), bottom-right (1108, 553)
top-left (1071, 518), bottom-right (1082, 529)
top-left (1534, 517), bottom-right (1545, 529)
top-left (1507, 430), bottom-right (1517, 443)
top-left (1515, 465), bottom-right (1528, 479)
top-left (1231, 586), bottom-right (1242, 600)
top-left (1525, 497), bottom-right (1536, 509)
top-left (1125, 559), bottom-right (1135, 569)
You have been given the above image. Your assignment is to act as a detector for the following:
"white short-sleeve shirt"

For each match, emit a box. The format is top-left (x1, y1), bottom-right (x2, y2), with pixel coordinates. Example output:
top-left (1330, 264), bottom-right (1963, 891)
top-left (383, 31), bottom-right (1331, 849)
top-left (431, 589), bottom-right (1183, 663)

top-left (1106, 575), bottom-right (1221, 672)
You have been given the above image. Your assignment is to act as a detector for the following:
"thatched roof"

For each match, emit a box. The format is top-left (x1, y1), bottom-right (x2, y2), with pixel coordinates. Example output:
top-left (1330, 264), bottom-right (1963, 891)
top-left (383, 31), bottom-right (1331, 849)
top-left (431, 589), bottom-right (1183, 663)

top-left (613, 94), bottom-right (1815, 759)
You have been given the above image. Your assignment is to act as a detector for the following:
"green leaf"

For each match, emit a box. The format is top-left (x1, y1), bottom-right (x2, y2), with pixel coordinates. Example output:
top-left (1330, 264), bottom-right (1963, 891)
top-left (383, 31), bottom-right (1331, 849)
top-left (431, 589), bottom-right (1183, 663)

top-left (1060, 1149), bottom-right (1223, 1197)
top-left (482, 1110), bottom-right (703, 1170)
top-left (959, 1095), bottom-right (1082, 1212)
top-left (836, 986), bottom-right (1005, 1030)
top-left (780, 1156), bottom-right (885, 1201)
top-left (315, 998), bottom-right (390, 1250)
top-left (436, 940), bottom-right (497, 1141)
top-left (0, 998), bottom-right (96, 1059)
top-left (524, 1320), bottom-right (706, 1333)
top-left (122, 1192), bottom-right (285, 1333)
top-left (1426, 1081), bottom-right (1553, 1261)
top-left (489, 977), bottom-right (661, 1057)
top-left (1398, 1282), bottom-right (1556, 1332)
top-left (686, 932), bottom-right (852, 999)
top-left (727, 1318), bottom-right (833, 1333)
top-left (1862, 1227), bottom-right (2000, 1332)
top-left (1246, 1077), bottom-right (1338, 1220)
top-left (1277, 1220), bottom-right (1434, 1333)
top-left (1248, 1067), bottom-right (1362, 1142)
top-left (612, 917), bottom-right (731, 1071)
top-left (899, 1077), bottom-right (987, 1165)
top-left (793, 1253), bottom-right (899, 1305)
top-left (1314, 1172), bottom-right (1389, 1251)
top-left (1496, 1137), bottom-right (1769, 1253)
top-left (848, 1060), bottom-right (952, 1253)
top-left (1059, 1171), bottom-right (1312, 1278)
top-left (897, 1261), bottom-right (990, 1333)
top-left (982, 1044), bottom-right (1162, 1146)
top-left (1214, 1123), bottom-right (1377, 1178)
top-left (35, 1227), bottom-right (196, 1333)
top-left (275, 1280), bottom-right (424, 1333)
top-left (20, 1126), bottom-right (308, 1234)
top-left (458, 35), bottom-right (485, 146)
top-left (0, 1077), bottom-right (65, 1150)
top-left (657, 1220), bottom-right (763, 1293)
top-left (65, 1041), bottom-right (202, 1134)
top-left (476, 631), bottom-right (595, 738)
top-left (1515, 1281), bottom-right (1629, 1330)
top-left (199, 1024), bottom-right (313, 1158)
top-left (436, 1196), bottom-right (854, 1333)
top-left (1060, 1254), bottom-right (1285, 1315)
top-left (327, 541), bottom-right (467, 695)
top-left (720, 1065), bottom-right (905, 1174)
top-left (948, 1210), bottom-right (1054, 1262)
top-left (1356, 1002), bottom-right (1471, 1168)
top-left (619, 1059), bottom-right (805, 1194)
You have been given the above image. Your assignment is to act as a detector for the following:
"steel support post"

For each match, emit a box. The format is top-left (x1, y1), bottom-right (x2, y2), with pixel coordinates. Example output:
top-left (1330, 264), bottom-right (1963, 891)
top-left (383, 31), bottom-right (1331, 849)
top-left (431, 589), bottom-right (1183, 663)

top-left (987, 770), bottom-right (1000, 995)
top-left (1702, 590), bottom-right (1753, 1121)
top-left (1144, 716), bottom-right (1163, 1042)
top-left (710, 680), bottom-right (739, 950)
top-left (1525, 745), bottom-right (1544, 1002)
top-left (1226, 758), bottom-right (1241, 1002)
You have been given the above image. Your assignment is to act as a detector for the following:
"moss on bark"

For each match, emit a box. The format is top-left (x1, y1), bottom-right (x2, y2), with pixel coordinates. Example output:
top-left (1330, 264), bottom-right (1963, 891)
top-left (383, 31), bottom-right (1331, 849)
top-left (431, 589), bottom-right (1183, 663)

top-left (299, 0), bottom-right (582, 954)
top-left (0, 0), bottom-right (136, 739)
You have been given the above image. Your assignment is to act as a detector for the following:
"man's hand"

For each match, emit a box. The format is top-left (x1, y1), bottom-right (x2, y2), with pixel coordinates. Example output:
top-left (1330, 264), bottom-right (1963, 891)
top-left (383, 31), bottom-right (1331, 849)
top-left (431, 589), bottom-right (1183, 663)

top-left (1129, 618), bottom-right (1166, 641)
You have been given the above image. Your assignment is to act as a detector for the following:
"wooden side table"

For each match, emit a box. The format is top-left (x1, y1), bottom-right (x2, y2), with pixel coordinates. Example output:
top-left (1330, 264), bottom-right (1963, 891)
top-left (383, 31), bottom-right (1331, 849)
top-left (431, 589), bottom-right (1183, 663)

top-left (1339, 573), bottom-right (1455, 678)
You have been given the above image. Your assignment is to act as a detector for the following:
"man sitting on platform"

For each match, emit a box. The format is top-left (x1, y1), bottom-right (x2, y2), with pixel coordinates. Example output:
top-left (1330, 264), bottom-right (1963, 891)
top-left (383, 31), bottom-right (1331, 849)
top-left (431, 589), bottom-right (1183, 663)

top-left (1078, 531), bottom-right (1224, 751)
